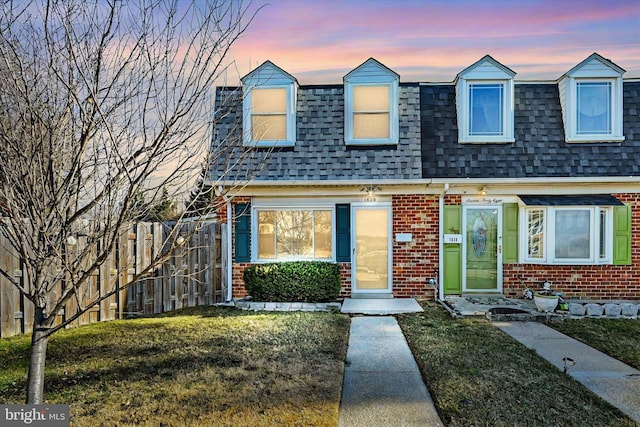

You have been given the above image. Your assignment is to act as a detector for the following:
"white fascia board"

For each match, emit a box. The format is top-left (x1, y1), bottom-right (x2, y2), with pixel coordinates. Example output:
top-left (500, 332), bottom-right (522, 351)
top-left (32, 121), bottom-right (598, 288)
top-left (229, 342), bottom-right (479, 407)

top-left (563, 53), bottom-right (625, 79)
top-left (429, 177), bottom-right (640, 196)
top-left (456, 55), bottom-right (517, 80)
top-left (208, 177), bottom-right (640, 199)
top-left (344, 57), bottom-right (399, 82)
top-left (429, 176), bottom-right (640, 185)
top-left (210, 176), bottom-right (640, 191)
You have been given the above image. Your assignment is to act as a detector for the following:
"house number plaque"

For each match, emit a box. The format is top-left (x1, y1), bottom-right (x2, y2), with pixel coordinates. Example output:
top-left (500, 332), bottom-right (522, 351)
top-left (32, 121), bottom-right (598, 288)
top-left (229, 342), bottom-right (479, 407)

top-left (443, 234), bottom-right (463, 244)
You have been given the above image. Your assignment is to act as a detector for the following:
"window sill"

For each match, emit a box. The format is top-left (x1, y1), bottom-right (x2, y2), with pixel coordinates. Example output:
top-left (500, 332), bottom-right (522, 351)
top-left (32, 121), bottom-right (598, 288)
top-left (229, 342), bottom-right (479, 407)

top-left (346, 138), bottom-right (398, 146)
top-left (566, 136), bottom-right (625, 143)
top-left (251, 258), bottom-right (336, 264)
top-left (244, 140), bottom-right (296, 148)
top-left (458, 137), bottom-right (514, 144)
top-left (521, 260), bottom-right (612, 266)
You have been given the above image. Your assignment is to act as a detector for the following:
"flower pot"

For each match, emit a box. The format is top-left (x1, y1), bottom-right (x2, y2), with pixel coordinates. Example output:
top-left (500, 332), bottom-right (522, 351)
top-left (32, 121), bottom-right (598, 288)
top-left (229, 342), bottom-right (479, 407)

top-left (534, 293), bottom-right (559, 313)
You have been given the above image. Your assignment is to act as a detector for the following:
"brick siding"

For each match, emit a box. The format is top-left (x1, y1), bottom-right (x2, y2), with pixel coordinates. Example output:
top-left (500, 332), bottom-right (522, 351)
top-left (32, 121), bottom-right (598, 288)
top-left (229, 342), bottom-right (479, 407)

top-left (226, 194), bottom-right (639, 300)
top-left (392, 195), bottom-right (439, 299)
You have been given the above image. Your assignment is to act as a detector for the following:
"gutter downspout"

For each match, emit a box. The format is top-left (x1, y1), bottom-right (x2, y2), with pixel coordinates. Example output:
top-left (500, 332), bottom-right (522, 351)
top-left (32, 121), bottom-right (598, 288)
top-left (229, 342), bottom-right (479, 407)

top-left (225, 197), bottom-right (233, 302)
top-left (438, 183), bottom-right (449, 302)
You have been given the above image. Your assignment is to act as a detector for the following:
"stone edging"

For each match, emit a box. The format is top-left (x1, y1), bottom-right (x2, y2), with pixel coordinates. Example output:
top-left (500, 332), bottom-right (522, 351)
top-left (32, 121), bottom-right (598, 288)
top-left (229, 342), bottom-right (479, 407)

top-left (568, 303), bottom-right (639, 319)
top-left (234, 300), bottom-right (342, 313)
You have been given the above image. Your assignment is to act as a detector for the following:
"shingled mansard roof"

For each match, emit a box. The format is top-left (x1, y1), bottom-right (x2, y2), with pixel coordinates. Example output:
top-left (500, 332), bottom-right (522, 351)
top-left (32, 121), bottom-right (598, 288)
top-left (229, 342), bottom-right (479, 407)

top-left (420, 81), bottom-right (640, 178)
top-left (211, 84), bottom-right (422, 182)
top-left (210, 56), bottom-right (640, 183)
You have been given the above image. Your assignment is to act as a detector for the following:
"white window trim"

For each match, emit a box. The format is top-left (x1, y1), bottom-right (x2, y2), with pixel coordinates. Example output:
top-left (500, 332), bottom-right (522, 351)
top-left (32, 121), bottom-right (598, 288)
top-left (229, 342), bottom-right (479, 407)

top-left (458, 79), bottom-right (515, 144)
top-left (243, 84), bottom-right (296, 147)
top-left (565, 77), bottom-right (624, 143)
top-left (345, 81), bottom-right (399, 146)
top-left (251, 204), bottom-right (336, 263)
top-left (520, 206), bottom-right (613, 265)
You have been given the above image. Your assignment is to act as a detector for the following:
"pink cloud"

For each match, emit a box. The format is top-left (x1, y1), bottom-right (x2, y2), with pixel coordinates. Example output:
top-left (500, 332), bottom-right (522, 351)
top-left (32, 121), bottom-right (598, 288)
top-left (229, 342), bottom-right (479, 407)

top-left (225, 0), bottom-right (640, 84)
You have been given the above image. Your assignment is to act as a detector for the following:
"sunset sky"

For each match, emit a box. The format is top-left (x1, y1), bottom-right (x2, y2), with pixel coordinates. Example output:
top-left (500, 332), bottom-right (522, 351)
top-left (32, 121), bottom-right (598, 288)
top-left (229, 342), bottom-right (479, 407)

top-left (227, 0), bottom-right (640, 84)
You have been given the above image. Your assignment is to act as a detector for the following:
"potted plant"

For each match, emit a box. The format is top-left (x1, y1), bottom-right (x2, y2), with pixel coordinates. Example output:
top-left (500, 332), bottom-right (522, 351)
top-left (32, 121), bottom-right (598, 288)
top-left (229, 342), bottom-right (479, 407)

top-left (533, 281), bottom-right (560, 312)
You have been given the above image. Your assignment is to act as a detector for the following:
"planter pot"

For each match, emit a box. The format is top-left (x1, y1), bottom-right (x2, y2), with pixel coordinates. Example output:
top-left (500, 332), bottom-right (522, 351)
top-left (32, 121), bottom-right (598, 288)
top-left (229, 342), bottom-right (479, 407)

top-left (534, 293), bottom-right (559, 313)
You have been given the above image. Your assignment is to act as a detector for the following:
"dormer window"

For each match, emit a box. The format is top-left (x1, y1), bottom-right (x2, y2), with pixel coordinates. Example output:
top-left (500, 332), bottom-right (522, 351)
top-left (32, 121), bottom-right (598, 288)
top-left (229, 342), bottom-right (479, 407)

top-left (559, 53), bottom-right (625, 143)
top-left (456, 56), bottom-right (515, 144)
top-left (251, 87), bottom-right (288, 141)
top-left (468, 83), bottom-right (504, 136)
top-left (344, 58), bottom-right (399, 145)
top-left (352, 84), bottom-right (391, 139)
top-left (241, 61), bottom-right (297, 147)
top-left (576, 81), bottom-right (611, 135)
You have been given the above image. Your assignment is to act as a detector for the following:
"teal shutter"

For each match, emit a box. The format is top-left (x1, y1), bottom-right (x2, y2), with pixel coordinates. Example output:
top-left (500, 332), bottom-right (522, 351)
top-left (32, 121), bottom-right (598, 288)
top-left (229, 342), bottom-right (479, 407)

top-left (613, 204), bottom-right (631, 265)
top-left (336, 204), bottom-right (351, 262)
top-left (502, 203), bottom-right (519, 264)
top-left (235, 203), bottom-right (251, 262)
top-left (443, 205), bottom-right (462, 295)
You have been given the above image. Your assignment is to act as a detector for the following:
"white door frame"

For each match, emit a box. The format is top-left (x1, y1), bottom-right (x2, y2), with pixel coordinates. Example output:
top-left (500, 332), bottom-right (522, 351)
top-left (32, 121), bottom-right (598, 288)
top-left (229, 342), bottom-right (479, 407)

top-left (351, 203), bottom-right (393, 294)
top-left (462, 205), bottom-right (503, 294)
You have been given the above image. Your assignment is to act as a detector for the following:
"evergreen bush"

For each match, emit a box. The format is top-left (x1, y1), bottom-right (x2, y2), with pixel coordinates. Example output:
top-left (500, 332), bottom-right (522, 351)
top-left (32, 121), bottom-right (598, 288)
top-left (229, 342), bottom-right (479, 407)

top-left (243, 261), bottom-right (341, 302)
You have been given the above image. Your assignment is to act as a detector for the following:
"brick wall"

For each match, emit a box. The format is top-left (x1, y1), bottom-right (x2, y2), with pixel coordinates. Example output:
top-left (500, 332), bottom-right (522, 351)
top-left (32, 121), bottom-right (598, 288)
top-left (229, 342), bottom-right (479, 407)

top-left (392, 195), bottom-right (439, 299)
top-left (338, 263), bottom-right (352, 298)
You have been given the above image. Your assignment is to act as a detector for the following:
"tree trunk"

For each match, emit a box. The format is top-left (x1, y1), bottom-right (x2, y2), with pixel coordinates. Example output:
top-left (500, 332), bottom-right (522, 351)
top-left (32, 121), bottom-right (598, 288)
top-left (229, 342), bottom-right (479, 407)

top-left (26, 313), bottom-right (50, 404)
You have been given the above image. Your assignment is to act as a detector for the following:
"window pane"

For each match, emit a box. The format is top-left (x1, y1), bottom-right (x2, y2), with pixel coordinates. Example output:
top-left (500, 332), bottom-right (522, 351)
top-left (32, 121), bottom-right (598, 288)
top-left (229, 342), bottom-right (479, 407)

top-left (276, 211), bottom-right (313, 258)
top-left (252, 115), bottom-right (286, 140)
top-left (354, 113), bottom-right (389, 139)
top-left (256, 209), bottom-right (334, 260)
top-left (257, 211), bottom-right (275, 259)
top-left (555, 210), bottom-right (591, 259)
top-left (353, 85), bottom-right (389, 111)
top-left (527, 209), bottom-right (545, 259)
top-left (577, 82), bottom-right (611, 134)
top-left (252, 88), bottom-right (286, 113)
top-left (469, 84), bottom-right (503, 136)
top-left (599, 209), bottom-right (607, 260)
top-left (314, 210), bottom-right (332, 258)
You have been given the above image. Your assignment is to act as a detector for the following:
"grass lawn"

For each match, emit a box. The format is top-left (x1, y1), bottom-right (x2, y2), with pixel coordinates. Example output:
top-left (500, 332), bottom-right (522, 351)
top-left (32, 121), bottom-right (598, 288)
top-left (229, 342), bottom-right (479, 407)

top-left (398, 302), bottom-right (636, 427)
top-left (549, 317), bottom-right (640, 370)
top-left (0, 306), bottom-right (350, 427)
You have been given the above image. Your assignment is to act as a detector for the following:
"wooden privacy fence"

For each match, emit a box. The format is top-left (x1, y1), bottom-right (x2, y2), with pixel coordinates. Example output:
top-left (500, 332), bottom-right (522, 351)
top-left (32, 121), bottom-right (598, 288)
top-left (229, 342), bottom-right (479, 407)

top-left (0, 221), bottom-right (228, 338)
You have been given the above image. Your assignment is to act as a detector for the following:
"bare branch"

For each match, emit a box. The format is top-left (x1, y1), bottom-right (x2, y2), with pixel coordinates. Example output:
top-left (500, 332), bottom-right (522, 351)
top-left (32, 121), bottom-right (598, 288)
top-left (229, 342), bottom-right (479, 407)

top-left (0, 0), bottom-right (263, 404)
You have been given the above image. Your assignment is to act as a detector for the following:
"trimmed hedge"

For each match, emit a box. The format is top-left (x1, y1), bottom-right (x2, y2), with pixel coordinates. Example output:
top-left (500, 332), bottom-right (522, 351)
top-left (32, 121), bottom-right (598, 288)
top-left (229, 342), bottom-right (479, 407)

top-left (243, 261), bottom-right (341, 302)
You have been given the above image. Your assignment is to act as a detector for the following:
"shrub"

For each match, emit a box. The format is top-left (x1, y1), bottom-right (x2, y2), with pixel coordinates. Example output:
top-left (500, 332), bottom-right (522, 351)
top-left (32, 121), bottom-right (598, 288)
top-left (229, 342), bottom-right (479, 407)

top-left (243, 261), bottom-right (341, 302)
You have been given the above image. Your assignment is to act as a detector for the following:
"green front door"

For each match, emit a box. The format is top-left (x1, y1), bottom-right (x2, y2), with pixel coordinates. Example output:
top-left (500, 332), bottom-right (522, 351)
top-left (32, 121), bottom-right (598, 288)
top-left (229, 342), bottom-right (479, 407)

top-left (463, 206), bottom-right (502, 293)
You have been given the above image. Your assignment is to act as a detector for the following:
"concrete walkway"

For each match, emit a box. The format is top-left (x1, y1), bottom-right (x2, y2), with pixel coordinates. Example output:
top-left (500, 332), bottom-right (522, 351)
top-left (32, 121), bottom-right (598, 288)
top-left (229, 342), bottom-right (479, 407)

top-left (339, 316), bottom-right (443, 427)
top-left (496, 321), bottom-right (640, 423)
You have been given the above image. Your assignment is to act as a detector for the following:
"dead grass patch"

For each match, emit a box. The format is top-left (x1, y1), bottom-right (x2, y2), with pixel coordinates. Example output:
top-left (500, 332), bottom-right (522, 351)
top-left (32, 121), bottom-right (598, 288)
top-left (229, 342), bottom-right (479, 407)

top-left (0, 307), bottom-right (350, 427)
top-left (398, 302), bottom-right (635, 427)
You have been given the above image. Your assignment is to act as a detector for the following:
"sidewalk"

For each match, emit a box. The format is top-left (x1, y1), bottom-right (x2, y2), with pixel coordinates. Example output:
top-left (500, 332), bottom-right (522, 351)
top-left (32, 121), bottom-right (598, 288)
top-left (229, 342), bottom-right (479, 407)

top-left (495, 321), bottom-right (640, 424)
top-left (338, 316), bottom-right (443, 427)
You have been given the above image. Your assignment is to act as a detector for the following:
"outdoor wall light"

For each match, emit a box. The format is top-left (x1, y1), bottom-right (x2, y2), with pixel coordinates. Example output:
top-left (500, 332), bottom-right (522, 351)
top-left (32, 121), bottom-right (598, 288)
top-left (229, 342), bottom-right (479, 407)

top-left (360, 184), bottom-right (381, 202)
top-left (479, 186), bottom-right (487, 196)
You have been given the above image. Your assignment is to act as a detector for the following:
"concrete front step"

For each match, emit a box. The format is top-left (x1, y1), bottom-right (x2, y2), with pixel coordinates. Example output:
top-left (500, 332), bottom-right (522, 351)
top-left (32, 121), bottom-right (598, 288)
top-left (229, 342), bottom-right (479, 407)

top-left (340, 298), bottom-right (424, 315)
top-left (351, 292), bottom-right (394, 299)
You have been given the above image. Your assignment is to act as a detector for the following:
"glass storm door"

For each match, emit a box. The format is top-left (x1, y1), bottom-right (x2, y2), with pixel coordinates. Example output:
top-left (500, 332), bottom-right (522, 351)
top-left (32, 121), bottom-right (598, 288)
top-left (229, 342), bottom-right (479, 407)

top-left (463, 206), bottom-right (502, 293)
top-left (352, 205), bottom-right (392, 293)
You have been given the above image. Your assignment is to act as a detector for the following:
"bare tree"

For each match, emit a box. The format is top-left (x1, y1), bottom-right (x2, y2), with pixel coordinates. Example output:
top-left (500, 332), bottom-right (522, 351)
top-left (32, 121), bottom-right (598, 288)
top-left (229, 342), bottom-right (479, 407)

top-left (0, 0), bottom-right (259, 404)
